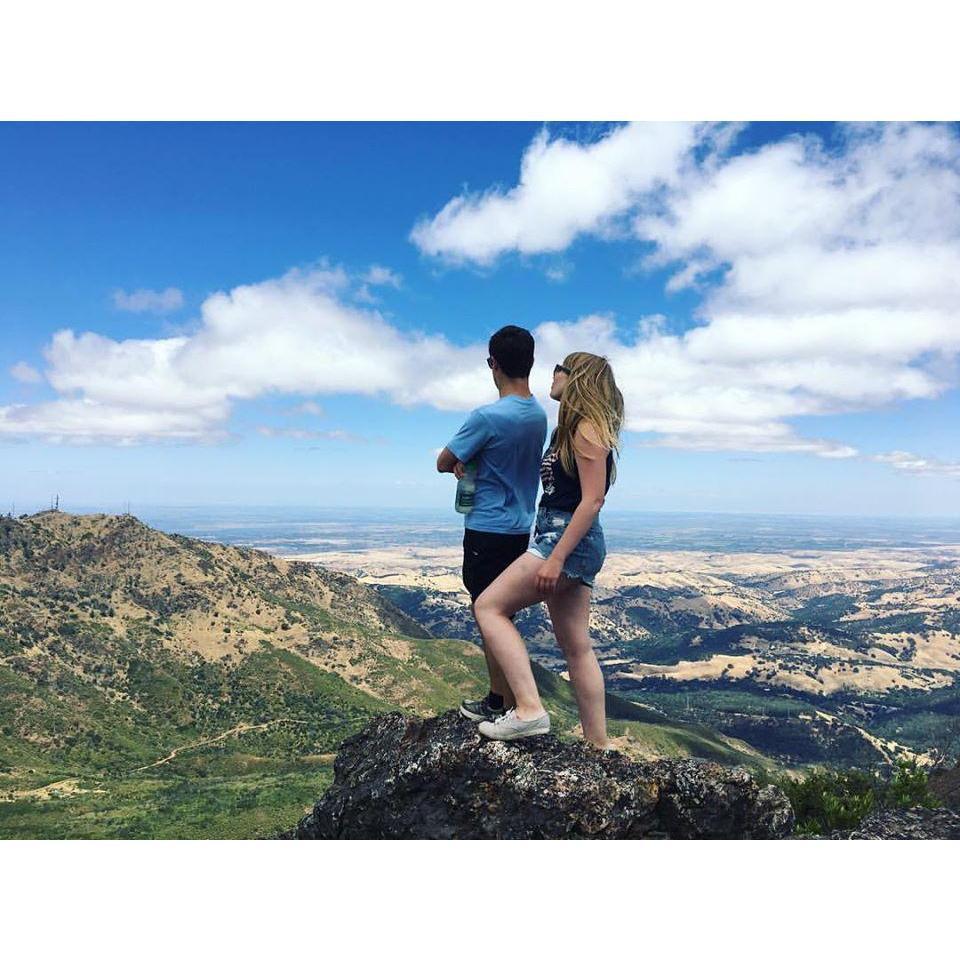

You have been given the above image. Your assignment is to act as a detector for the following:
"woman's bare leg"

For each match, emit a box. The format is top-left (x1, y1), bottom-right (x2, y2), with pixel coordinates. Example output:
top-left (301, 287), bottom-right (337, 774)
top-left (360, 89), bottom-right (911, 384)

top-left (546, 581), bottom-right (607, 747)
top-left (473, 552), bottom-right (549, 720)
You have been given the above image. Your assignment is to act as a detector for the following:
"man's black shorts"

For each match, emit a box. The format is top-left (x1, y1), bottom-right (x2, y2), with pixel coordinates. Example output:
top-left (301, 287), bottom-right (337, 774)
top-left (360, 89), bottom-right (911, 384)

top-left (462, 528), bottom-right (530, 603)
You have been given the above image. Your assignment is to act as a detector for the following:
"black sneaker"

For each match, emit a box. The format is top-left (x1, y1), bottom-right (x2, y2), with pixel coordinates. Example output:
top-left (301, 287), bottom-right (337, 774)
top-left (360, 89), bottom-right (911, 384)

top-left (459, 696), bottom-right (506, 722)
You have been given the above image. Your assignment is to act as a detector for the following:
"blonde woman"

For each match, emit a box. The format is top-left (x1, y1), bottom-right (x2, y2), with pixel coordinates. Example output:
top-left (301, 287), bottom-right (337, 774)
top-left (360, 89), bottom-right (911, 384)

top-left (471, 352), bottom-right (623, 748)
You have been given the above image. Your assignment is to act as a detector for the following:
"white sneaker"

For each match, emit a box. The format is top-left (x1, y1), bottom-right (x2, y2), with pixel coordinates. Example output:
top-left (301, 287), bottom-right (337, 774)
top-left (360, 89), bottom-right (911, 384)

top-left (478, 707), bottom-right (550, 741)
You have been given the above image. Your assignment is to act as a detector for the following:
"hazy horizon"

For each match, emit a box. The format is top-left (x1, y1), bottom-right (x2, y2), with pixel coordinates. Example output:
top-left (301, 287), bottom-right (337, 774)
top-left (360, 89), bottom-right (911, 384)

top-left (14, 501), bottom-right (960, 554)
top-left (10, 498), bottom-right (960, 521)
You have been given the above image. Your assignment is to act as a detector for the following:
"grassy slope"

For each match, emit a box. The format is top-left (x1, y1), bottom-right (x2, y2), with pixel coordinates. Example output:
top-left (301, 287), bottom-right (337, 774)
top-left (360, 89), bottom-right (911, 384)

top-left (0, 643), bottom-right (390, 838)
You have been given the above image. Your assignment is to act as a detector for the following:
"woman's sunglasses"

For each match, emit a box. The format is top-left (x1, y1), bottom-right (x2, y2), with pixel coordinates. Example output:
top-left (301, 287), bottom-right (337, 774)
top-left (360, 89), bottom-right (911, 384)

top-left (487, 357), bottom-right (571, 375)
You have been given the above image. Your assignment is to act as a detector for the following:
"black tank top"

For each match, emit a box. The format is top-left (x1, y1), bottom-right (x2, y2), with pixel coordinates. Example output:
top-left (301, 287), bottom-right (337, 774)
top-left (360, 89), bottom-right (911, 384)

top-left (538, 428), bottom-right (613, 511)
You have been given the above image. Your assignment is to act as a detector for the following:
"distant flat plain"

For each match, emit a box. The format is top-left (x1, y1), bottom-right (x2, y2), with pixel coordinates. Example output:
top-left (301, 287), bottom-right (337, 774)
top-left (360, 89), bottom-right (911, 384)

top-left (134, 505), bottom-right (960, 555)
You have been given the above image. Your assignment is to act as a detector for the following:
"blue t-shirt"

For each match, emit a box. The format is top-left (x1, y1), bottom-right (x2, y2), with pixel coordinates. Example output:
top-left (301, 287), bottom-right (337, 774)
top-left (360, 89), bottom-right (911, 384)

top-left (446, 395), bottom-right (548, 534)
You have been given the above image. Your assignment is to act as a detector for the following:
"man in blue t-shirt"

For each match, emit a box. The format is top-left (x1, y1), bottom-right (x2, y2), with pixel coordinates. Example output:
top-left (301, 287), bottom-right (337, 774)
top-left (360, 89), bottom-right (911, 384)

top-left (436, 325), bottom-right (548, 723)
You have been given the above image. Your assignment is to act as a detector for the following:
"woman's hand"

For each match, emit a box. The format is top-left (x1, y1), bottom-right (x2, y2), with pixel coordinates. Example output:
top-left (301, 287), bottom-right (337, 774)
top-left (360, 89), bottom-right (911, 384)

top-left (535, 556), bottom-right (564, 594)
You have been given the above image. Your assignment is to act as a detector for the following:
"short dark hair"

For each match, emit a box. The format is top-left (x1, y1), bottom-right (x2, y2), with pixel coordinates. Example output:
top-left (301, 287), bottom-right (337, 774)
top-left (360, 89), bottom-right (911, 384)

top-left (488, 325), bottom-right (534, 378)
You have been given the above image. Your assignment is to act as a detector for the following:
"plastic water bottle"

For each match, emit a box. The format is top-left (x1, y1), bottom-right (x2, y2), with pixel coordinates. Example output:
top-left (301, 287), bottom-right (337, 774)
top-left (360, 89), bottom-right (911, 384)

top-left (454, 461), bottom-right (478, 514)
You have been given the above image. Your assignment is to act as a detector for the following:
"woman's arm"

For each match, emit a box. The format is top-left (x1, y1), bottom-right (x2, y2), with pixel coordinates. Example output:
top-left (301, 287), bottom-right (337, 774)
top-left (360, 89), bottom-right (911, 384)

top-left (535, 422), bottom-right (608, 594)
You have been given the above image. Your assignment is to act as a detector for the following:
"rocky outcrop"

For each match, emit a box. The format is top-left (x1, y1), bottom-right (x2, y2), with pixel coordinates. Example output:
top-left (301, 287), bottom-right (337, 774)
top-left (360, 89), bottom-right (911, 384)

top-left (831, 807), bottom-right (960, 839)
top-left (928, 761), bottom-right (960, 810)
top-left (294, 710), bottom-right (794, 839)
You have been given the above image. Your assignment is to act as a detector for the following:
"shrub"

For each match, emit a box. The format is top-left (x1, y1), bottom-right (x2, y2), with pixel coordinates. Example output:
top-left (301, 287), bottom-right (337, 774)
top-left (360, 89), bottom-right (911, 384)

top-left (776, 760), bottom-right (940, 836)
top-left (879, 759), bottom-right (939, 810)
top-left (782, 769), bottom-right (876, 834)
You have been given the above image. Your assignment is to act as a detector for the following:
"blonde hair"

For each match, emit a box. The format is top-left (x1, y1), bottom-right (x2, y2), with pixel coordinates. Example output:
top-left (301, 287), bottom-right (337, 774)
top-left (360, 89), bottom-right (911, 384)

top-left (553, 352), bottom-right (624, 483)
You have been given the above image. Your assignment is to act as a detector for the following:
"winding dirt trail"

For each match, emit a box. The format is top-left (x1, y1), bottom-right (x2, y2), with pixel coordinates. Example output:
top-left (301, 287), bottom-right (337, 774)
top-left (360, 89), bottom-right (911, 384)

top-left (2, 719), bottom-right (316, 802)
top-left (132, 719), bottom-right (308, 771)
top-left (2, 777), bottom-right (91, 803)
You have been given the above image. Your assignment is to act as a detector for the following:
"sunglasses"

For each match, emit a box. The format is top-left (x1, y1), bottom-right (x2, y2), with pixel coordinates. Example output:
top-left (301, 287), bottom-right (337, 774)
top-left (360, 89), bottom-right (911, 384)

top-left (553, 364), bottom-right (571, 376)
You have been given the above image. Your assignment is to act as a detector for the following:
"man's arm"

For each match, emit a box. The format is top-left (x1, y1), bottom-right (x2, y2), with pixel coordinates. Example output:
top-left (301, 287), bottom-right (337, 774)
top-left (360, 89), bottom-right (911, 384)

top-left (438, 410), bottom-right (490, 476)
top-left (436, 448), bottom-right (460, 474)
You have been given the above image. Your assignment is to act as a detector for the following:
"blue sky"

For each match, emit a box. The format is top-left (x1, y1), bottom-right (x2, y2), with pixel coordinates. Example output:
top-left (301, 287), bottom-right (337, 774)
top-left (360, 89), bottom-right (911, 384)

top-left (2, 121), bottom-right (959, 516)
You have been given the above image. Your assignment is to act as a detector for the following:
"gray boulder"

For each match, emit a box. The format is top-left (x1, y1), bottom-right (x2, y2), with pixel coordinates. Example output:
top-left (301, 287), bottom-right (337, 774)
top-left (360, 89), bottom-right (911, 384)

top-left (834, 807), bottom-right (960, 839)
top-left (928, 762), bottom-right (960, 810)
top-left (294, 710), bottom-right (794, 840)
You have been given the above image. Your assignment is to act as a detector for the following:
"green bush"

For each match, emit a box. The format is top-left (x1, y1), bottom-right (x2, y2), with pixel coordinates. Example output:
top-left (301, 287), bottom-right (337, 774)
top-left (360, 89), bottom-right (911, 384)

top-left (782, 768), bottom-right (877, 835)
top-left (777, 760), bottom-right (940, 836)
top-left (879, 759), bottom-right (939, 810)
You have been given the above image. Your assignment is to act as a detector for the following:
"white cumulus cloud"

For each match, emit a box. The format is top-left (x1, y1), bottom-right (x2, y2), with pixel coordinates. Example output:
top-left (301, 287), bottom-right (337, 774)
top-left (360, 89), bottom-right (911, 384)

top-left (9, 362), bottom-right (43, 384)
top-left (362, 265), bottom-right (402, 288)
top-left (410, 121), bottom-right (960, 465)
top-left (410, 122), bottom-right (700, 264)
top-left (0, 265), bottom-right (488, 444)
